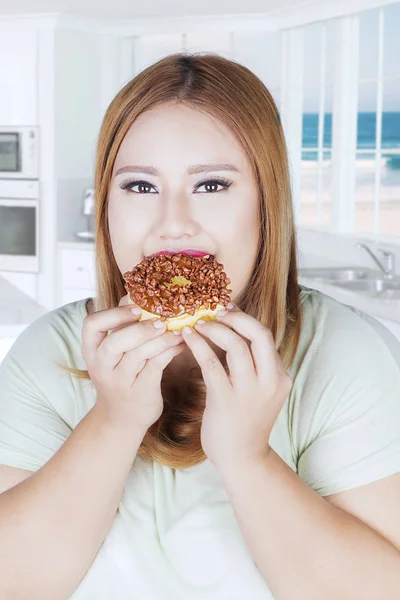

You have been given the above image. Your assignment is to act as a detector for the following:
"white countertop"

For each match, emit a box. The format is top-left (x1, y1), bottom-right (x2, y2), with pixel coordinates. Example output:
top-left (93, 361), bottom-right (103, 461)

top-left (299, 276), bottom-right (400, 323)
top-left (0, 274), bottom-right (46, 340)
top-left (298, 253), bottom-right (400, 324)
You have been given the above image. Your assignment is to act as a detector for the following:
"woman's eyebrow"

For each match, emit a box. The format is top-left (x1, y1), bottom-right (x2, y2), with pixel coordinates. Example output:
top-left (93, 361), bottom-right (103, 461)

top-left (114, 163), bottom-right (240, 177)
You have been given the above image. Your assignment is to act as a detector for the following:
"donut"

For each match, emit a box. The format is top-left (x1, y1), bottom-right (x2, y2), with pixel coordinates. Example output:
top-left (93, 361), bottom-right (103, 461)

top-left (122, 253), bottom-right (232, 331)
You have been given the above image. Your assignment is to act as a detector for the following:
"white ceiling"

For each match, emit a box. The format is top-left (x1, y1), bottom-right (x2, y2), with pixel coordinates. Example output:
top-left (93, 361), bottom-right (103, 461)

top-left (0, 0), bottom-right (320, 20)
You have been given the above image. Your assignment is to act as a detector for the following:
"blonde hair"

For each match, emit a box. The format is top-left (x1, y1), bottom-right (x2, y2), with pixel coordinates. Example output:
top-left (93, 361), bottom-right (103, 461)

top-left (60, 52), bottom-right (302, 469)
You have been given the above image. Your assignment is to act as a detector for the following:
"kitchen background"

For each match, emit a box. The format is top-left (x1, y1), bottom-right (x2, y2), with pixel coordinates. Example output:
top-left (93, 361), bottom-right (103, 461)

top-left (0, 0), bottom-right (400, 363)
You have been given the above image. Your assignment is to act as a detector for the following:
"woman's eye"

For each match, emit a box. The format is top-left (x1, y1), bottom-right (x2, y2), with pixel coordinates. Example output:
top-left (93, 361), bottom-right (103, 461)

top-left (195, 179), bottom-right (232, 193)
top-left (119, 180), bottom-right (157, 194)
top-left (119, 178), bottom-right (232, 194)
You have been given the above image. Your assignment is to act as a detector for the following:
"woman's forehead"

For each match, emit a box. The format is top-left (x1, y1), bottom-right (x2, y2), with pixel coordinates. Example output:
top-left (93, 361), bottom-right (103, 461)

top-left (114, 105), bottom-right (250, 175)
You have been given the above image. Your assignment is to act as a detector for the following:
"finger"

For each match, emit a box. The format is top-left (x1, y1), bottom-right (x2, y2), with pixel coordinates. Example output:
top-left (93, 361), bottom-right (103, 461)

top-left (81, 305), bottom-right (142, 368)
top-left (118, 294), bottom-right (130, 307)
top-left (215, 309), bottom-right (279, 380)
top-left (116, 332), bottom-right (184, 377)
top-left (111, 295), bottom-right (142, 333)
top-left (134, 343), bottom-right (185, 387)
top-left (181, 328), bottom-right (231, 396)
top-left (193, 321), bottom-right (254, 389)
top-left (97, 320), bottom-right (167, 370)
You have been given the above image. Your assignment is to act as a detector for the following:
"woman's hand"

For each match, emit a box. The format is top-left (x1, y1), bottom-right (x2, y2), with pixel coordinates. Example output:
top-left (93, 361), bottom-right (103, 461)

top-left (81, 294), bottom-right (185, 436)
top-left (181, 305), bottom-right (293, 474)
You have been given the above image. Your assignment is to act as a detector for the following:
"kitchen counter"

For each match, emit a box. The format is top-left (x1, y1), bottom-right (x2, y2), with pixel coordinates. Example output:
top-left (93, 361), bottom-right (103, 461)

top-left (298, 253), bottom-right (400, 325)
top-left (0, 274), bottom-right (47, 340)
top-left (299, 276), bottom-right (400, 322)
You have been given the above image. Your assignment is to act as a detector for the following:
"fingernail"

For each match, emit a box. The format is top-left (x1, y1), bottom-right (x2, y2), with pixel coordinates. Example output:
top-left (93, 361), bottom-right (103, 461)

top-left (173, 329), bottom-right (182, 336)
top-left (131, 307), bottom-right (142, 315)
top-left (183, 326), bottom-right (193, 334)
top-left (216, 311), bottom-right (228, 318)
top-left (227, 302), bottom-right (235, 310)
top-left (196, 319), bottom-right (206, 325)
top-left (153, 320), bottom-right (166, 329)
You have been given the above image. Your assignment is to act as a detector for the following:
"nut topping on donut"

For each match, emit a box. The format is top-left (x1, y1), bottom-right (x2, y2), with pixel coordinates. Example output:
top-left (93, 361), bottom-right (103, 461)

top-left (123, 254), bottom-right (232, 320)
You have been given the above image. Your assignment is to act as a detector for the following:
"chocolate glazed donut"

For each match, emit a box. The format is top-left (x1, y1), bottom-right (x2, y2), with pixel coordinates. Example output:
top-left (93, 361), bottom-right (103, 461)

top-left (123, 254), bottom-right (232, 331)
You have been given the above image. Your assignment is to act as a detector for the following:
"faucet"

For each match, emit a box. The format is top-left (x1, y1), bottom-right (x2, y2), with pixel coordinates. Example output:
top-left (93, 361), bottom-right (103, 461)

top-left (357, 243), bottom-right (396, 280)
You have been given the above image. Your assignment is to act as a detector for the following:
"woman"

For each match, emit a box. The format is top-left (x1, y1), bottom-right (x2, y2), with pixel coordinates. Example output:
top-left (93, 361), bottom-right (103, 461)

top-left (0, 53), bottom-right (400, 600)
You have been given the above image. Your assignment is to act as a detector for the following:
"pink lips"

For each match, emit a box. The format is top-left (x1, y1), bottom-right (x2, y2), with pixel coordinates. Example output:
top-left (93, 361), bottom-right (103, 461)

top-left (156, 250), bottom-right (210, 257)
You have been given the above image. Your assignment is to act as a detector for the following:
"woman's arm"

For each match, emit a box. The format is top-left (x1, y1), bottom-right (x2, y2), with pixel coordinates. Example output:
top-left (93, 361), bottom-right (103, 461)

top-left (219, 449), bottom-right (400, 600)
top-left (0, 404), bottom-right (143, 600)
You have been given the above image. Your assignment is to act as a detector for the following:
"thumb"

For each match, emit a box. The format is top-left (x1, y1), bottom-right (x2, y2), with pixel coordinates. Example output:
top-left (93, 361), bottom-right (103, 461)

top-left (119, 294), bottom-right (131, 307)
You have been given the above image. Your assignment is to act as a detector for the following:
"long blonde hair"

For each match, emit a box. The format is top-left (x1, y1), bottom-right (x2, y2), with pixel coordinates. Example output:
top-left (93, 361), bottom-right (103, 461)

top-left (60, 52), bottom-right (302, 469)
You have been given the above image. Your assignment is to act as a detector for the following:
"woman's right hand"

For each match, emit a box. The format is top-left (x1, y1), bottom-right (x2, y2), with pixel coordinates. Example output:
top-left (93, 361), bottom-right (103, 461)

top-left (81, 295), bottom-right (184, 435)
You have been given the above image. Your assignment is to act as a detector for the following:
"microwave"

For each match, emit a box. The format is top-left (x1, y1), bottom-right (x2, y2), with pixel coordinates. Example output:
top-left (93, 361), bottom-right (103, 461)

top-left (0, 126), bottom-right (39, 179)
top-left (0, 180), bottom-right (39, 273)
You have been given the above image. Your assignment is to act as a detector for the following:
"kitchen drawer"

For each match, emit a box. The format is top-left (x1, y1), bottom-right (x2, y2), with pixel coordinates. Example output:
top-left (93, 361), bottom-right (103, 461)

top-left (60, 249), bottom-right (96, 290)
top-left (60, 287), bottom-right (95, 307)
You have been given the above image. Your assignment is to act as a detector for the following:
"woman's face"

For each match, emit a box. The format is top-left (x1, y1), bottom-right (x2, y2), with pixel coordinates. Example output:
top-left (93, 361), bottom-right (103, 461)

top-left (108, 102), bottom-right (261, 306)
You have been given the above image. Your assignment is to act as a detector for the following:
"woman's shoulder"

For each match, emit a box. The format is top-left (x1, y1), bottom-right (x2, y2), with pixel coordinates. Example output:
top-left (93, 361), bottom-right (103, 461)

top-left (0, 299), bottom-right (91, 471)
top-left (291, 285), bottom-right (400, 403)
top-left (298, 284), bottom-right (400, 365)
top-left (20, 297), bottom-right (88, 339)
top-left (2, 297), bottom-right (90, 371)
top-left (292, 287), bottom-right (400, 495)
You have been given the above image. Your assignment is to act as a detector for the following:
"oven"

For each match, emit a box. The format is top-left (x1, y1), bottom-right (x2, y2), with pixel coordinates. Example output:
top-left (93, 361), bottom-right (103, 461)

top-left (0, 180), bottom-right (39, 273)
top-left (0, 126), bottom-right (39, 180)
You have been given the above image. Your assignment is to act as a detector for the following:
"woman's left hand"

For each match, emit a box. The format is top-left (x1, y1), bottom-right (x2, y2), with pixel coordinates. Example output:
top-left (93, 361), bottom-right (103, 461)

top-left (181, 305), bottom-right (293, 474)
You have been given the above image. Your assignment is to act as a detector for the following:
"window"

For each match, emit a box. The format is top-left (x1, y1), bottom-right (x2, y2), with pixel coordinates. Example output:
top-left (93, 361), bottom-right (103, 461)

top-left (355, 4), bottom-right (400, 238)
top-left (299, 20), bottom-right (336, 230)
top-left (297, 3), bottom-right (400, 240)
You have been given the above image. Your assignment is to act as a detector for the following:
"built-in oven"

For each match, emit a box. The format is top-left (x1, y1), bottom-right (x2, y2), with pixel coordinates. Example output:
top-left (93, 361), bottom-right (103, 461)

top-left (0, 180), bottom-right (39, 273)
top-left (0, 126), bottom-right (39, 180)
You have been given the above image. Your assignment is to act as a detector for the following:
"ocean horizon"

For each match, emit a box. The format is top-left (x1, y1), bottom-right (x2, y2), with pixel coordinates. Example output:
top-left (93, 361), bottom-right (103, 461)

top-left (302, 111), bottom-right (400, 171)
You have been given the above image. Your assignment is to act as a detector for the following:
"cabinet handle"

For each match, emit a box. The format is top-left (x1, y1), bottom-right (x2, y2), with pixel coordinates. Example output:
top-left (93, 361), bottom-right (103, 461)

top-left (77, 266), bottom-right (84, 271)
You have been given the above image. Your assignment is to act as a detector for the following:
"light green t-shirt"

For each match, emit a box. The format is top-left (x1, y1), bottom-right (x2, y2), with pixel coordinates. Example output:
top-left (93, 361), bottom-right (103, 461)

top-left (1, 284), bottom-right (400, 599)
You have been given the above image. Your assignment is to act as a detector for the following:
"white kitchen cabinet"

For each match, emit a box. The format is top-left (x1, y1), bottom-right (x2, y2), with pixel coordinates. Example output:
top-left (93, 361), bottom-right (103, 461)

top-left (57, 245), bottom-right (96, 307)
top-left (0, 27), bottom-right (38, 125)
top-left (60, 287), bottom-right (94, 306)
top-left (60, 248), bottom-right (96, 289)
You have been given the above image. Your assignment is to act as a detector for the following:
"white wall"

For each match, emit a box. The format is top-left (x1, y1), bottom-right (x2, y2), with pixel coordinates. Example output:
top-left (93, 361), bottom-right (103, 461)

top-left (0, 25), bottom-right (38, 125)
top-left (54, 28), bottom-right (104, 249)
top-left (55, 28), bottom-right (103, 179)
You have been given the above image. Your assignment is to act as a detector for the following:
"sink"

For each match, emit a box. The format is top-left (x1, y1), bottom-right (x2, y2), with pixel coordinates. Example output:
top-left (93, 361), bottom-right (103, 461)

top-left (333, 278), bottom-right (400, 299)
top-left (298, 266), bottom-right (378, 282)
top-left (298, 266), bottom-right (400, 300)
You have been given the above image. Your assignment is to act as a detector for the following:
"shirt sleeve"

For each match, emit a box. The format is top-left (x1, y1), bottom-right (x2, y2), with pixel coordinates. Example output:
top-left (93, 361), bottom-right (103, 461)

top-left (0, 317), bottom-right (73, 472)
top-left (295, 307), bottom-right (400, 497)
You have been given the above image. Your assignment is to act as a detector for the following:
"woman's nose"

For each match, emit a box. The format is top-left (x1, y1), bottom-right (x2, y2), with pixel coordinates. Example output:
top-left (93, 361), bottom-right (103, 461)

top-left (158, 194), bottom-right (198, 237)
